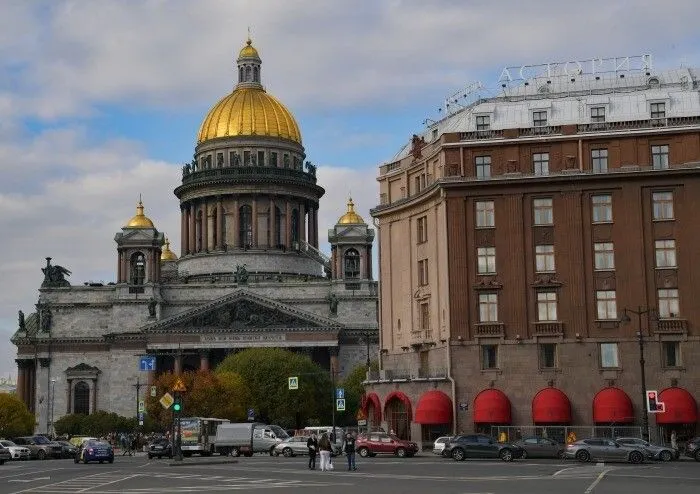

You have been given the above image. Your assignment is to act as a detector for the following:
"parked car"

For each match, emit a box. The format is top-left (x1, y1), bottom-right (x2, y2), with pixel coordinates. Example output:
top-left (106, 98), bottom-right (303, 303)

top-left (563, 438), bottom-right (645, 464)
top-left (514, 437), bottom-right (565, 459)
top-left (147, 438), bottom-right (173, 459)
top-left (55, 440), bottom-right (79, 459)
top-left (0, 440), bottom-right (30, 460)
top-left (75, 440), bottom-right (114, 464)
top-left (355, 433), bottom-right (418, 458)
top-left (432, 436), bottom-right (451, 456)
top-left (12, 436), bottom-right (62, 460)
top-left (443, 434), bottom-right (524, 462)
top-left (684, 437), bottom-right (700, 461)
top-left (0, 444), bottom-right (12, 465)
top-left (615, 437), bottom-right (678, 461)
top-left (274, 436), bottom-right (311, 457)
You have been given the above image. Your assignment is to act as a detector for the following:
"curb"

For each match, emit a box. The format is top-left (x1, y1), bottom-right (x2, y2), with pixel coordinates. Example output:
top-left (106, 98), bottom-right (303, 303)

top-left (168, 459), bottom-right (239, 467)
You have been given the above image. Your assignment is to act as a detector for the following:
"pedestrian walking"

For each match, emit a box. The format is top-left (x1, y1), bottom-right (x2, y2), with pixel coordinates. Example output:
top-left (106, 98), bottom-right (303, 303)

top-left (318, 433), bottom-right (332, 471)
top-left (342, 432), bottom-right (357, 471)
top-left (671, 430), bottom-right (678, 450)
top-left (307, 433), bottom-right (318, 470)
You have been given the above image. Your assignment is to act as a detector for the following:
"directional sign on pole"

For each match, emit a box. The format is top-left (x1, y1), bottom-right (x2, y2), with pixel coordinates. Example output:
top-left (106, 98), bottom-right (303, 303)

top-left (336, 398), bottom-right (346, 411)
top-left (138, 400), bottom-right (145, 413)
top-left (336, 388), bottom-right (345, 400)
top-left (139, 356), bottom-right (156, 372)
top-left (288, 377), bottom-right (299, 390)
top-left (159, 392), bottom-right (174, 409)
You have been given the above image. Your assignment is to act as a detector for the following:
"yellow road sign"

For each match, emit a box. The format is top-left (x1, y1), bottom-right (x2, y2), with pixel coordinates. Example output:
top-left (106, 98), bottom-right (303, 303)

top-left (172, 378), bottom-right (187, 393)
top-left (159, 392), bottom-right (174, 409)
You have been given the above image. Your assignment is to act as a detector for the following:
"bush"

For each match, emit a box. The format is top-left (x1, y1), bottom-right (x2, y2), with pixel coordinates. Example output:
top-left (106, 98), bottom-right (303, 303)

top-left (54, 411), bottom-right (138, 437)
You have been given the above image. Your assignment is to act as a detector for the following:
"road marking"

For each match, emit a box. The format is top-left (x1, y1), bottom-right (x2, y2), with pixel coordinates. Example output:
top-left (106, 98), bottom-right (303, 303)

top-left (584, 468), bottom-right (611, 494)
top-left (8, 477), bottom-right (51, 483)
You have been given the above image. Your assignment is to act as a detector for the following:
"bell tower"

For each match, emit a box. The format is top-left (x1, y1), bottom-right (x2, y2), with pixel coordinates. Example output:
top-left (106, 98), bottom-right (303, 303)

top-left (328, 198), bottom-right (375, 281)
top-left (114, 198), bottom-right (164, 287)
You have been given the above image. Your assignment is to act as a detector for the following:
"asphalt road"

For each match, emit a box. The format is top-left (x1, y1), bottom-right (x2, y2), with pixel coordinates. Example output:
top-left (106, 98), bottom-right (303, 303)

top-left (0, 453), bottom-right (698, 494)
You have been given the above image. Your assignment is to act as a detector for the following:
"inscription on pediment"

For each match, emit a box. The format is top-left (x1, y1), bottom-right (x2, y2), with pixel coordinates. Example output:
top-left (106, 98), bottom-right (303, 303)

top-left (185, 300), bottom-right (317, 329)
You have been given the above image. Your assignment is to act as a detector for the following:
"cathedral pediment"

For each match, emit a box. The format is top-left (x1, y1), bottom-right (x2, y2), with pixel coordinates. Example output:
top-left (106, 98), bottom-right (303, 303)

top-left (143, 289), bottom-right (342, 333)
top-left (116, 229), bottom-right (159, 242)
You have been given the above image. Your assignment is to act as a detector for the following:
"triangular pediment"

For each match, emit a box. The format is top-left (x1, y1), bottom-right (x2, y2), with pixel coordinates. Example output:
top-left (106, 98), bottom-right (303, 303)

top-left (66, 363), bottom-right (100, 373)
top-left (143, 288), bottom-right (343, 333)
top-left (117, 229), bottom-right (159, 242)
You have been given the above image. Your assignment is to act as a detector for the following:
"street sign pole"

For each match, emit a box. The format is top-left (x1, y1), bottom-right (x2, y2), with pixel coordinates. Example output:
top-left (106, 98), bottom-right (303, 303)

top-left (174, 390), bottom-right (183, 462)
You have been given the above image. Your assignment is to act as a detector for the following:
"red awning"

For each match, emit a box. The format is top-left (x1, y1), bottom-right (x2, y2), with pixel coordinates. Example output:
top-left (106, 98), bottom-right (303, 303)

top-left (361, 392), bottom-right (382, 423)
top-left (473, 389), bottom-right (511, 424)
top-left (593, 387), bottom-right (634, 424)
top-left (384, 391), bottom-right (413, 420)
top-left (415, 390), bottom-right (453, 425)
top-left (656, 387), bottom-right (698, 424)
top-left (532, 388), bottom-right (571, 424)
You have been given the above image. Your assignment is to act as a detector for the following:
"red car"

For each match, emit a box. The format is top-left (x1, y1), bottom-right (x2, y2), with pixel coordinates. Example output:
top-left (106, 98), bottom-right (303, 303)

top-left (355, 433), bottom-right (418, 458)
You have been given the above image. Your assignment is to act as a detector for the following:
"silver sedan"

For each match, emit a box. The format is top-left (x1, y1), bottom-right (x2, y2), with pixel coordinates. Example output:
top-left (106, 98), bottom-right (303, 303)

top-left (615, 437), bottom-right (678, 461)
top-left (274, 436), bottom-right (311, 457)
top-left (563, 438), bottom-right (646, 463)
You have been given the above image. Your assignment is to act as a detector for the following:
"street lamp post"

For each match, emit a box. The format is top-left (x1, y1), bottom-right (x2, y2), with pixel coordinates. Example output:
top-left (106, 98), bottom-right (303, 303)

top-left (622, 306), bottom-right (654, 442)
top-left (50, 378), bottom-right (56, 438)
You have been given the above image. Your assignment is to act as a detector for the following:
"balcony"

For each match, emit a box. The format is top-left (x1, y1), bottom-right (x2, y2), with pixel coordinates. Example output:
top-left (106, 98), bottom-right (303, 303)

top-left (177, 165), bottom-right (317, 190)
top-left (459, 129), bottom-right (505, 140)
top-left (655, 318), bottom-right (688, 334)
top-left (533, 321), bottom-right (564, 336)
top-left (519, 126), bottom-right (562, 137)
top-left (474, 322), bottom-right (504, 337)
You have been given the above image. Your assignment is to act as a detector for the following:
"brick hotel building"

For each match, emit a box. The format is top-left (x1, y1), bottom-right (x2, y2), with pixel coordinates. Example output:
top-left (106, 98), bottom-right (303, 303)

top-left (363, 60), bottom-right (700, 446)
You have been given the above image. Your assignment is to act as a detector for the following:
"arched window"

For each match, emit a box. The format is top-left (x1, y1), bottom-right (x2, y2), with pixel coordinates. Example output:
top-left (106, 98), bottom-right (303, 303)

top-left (74, 381), bottom-right (90, 415)
top-left (245, 66), bottom-right (252, 82)
top-left (196, 210), bottom-right (203, 252)
top-left (130, 252), bottom-right (146, 285)
top-left (239, 205), bottom-right (252, 248)
top-left (291, 209), bottom-right (299, 244)
top-left (253, 66), bottom-right (259, 82)
top-left (211, 207), bottom-right (217, 248)
top-left (344, 248), bottom-right (360, 279)
top-left (239, 66), bottom-right (244, 83)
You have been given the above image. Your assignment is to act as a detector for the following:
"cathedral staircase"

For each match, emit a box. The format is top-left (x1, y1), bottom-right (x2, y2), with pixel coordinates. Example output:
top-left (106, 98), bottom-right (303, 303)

top-left (298, 240), bottom-right (331, 272)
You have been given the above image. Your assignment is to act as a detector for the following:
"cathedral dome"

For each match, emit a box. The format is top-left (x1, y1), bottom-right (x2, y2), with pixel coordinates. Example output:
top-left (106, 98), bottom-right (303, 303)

top-left (238, 38), bottom-right (260, 59)
top-left (160, 237), bottom-right (178, 261)
top-left (125, 199), bottom-right (155, 228)
top-left (338, 198), bottom-right (365, 225)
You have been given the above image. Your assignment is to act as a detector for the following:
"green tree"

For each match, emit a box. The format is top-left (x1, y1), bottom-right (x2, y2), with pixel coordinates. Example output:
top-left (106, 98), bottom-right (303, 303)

top-left (54, 413), bottom-right (83, 436)
top-left (216, 348), bottom-right (333, 428)
top-left (0, 393), bottom-right (34, 438)
top-left (337, 360), bottom-right (379, 426)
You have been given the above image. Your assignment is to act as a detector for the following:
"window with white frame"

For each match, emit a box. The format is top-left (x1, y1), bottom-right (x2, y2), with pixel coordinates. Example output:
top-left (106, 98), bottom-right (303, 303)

top-left (655, 239), bottom-right (677, 268)
top-left (596, 290), bottom-right (618, 319)
top-left (658, 289), bottom-right (680, 318)
top-left (594, 242), bottom-right (615, 270)
top-left (650, 102), bottom-right (666, 120)
top-left (533, 198), bottom-right (553, 225)
top-left (477, 247), bottom-right (496, 274)
top-left (533, 110), bottom-right (547, 127)
top-left (600, 343), bottom-right (619, 368)
top-left (651, 145), bottom-right (669, 170)
top-left (592, 149), bottom-right (608, 172)
top-left (478, 293), bottom-right (498, 322)
top-left (533, 153), bottom-right (549, 176)
top-left (475, 156), bottom-right (491, 179)
top-left (537, 291), bottom-right (558, 321)
top-left (652, 192), bottom-right (674, 220)
top-left (535, 245), bottom-right (555, 272)
top-left (476, 201), bottom-right (495, 228)
top-left (592, 194), bottom-right (613, 223)
top-left (476, 115), bottom-right (491, 131)
top-left (591, 106), bottom-right (606, 123)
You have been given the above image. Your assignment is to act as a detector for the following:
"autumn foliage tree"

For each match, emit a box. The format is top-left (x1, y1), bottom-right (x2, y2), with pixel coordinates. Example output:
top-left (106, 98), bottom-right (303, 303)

top-left (0, 393), bottom-right (34, 438)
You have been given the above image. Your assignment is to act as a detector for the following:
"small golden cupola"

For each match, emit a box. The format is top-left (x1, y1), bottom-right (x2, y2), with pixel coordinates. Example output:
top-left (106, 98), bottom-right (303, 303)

top-left (337, 197), bottom-right (365, 225)
top-left (124, 197), bottom-right (155, 228)
top-left (160, 237), bottom-right (178, 261)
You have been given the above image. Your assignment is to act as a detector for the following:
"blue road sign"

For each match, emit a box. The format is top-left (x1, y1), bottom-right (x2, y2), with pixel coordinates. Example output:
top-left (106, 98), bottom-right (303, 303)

top-left (138, 412), bottom-right (144, 421)
top-left (139, 356), bottom-right (156, 372)
top-left (336, 388), bottom-right (345, 400)
top-left (247, 408), bottom-right (255, 421)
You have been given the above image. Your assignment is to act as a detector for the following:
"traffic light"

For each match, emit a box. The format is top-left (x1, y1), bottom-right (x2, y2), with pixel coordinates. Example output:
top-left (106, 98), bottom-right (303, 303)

top-left (173, 394), bottom-right (182, 413)
top-left (646, 390), bottom-right (663, 412)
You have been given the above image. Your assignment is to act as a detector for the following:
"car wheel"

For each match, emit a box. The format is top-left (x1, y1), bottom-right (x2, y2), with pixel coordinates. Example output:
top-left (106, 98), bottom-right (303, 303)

top-left (147, 454), bottom-right (153, 459)
top-left (231, 447), bottom-right (240, 457)
top-left (108, 458), bottom-right (114, 464)
top-left (395, 448), bottom-right (406, 458)
top-left (576, 450), bottom-right (590, 463)
top-left (358, 447), bottom-right (370, 458)
top-left (99, 460), bottom-right (104, 464)
top-left (659, 450), bottom-right (673, 462)
top-left (37, 450), bottom-right (47, 461)
top-left (557, 449), bottom-right (565, 459)
top-left (282, 448), bottom-right (293, 458)
top-left (83, 458), bottom-right (89, 464)
top-left (74, 456), bottom-right (79, 464)
top-left (520, 450), bottom-right (528, 460)
top-left (500, 449), bottom-right (514, 462)
top-left (629, 451), bottom-right (644, 464)
top-left (694, 450), bottom-right (700, 462)
top-left (452, 448), bottom-right (466, 461)
top-left (0, 460), bottom-right (4, 465)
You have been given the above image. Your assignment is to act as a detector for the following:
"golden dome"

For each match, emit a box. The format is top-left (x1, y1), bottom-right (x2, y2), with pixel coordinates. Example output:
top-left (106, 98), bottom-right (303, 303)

top-left (125, 198), bottom-right (155, 228)
top-left (239, 38), bottom-right (259, 59)
top-left (338, 198), bottom-right (365, 225)
top-left (197, 87), bottom-right (302, 144)
top-left (160, 237), bottom-right (178, 261)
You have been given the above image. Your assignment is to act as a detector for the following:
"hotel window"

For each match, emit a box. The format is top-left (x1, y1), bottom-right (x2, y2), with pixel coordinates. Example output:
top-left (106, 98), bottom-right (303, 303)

top-left (651, 145), bottom-right (669, 170)
top-left (655, 240), bottom-right (677, 268)
top-left (535, 245), bottom-right (555, 273)
top-left (269, 152), bottom-right (278, 167)
top-left (591, 106), bottom-right (606, 123)
top-left (478, 293), bottom-right (499, 322)
top-left (596, 290), bottom-right (618, 320)
top-left (533, 110), bottom-right (547, 127)
top-left (600, 343), bottom-right (619, 368)
top-left (650, 102), bottom-right (666, 120)
top-left (591, 149), bottom-right (608, 173)
top-left (537, 291), bottom-right (558, 321)
top-left (416, 216), bottom-right (427, 243)
top-left (420, 302), bottom-right (430, 330)
top-left (652, 192), bottom-right (674, 220)
top-left (476, 115), bottom-right (491, 131)
top-left (592, 194), bottom-right (613, 223)
top-left (417, 259), bottom-right (429, 286)
top-left (662, 341), bottom-right (681, 368)
top-left (481, 344), bottom-right (498, 370)
top-left (476, 201), bottom-right (495, 228)
top-left (477, 247), bottom-right (496, 274)
top-left (658, 289), bottom-right (680, 318)
top-left (594, 242), bottom-right (615, 270)
top-left (533, 152), bottom-right (549, 176)
top-left (539, 343), bottom-right (557, 369)
top-left (533, 198), bottom-right (553, 225)
top-left (475, 156), bottom-right (491, 179)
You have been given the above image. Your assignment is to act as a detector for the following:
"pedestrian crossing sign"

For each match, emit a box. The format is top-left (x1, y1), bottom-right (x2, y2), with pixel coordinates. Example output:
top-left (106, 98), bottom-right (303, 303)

top-left (288, 376), bottom-right (299, 390)
top-left (336, 398), bottom-right (346, 411)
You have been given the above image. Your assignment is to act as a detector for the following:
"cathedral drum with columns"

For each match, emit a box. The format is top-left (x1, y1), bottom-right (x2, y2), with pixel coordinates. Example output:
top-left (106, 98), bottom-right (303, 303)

top-left (12, 38), bottom-right (378, 433)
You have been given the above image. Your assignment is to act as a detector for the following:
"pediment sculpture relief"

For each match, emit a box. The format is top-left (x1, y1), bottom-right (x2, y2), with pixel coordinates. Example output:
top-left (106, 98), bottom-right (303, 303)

top-left (185, 300), bottom-right (315, 329)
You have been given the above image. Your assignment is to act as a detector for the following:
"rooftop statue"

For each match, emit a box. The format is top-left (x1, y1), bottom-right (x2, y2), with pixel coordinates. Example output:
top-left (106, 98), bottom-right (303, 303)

top-left (41, 257), bottom-right (71, 288)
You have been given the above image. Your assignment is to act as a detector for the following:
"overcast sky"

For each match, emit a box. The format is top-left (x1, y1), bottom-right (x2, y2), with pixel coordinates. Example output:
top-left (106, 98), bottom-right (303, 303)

top-left (1, 0), bottom-right (699, 380)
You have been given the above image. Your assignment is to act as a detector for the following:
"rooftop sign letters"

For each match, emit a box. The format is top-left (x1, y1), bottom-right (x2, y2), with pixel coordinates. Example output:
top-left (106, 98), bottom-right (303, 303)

top-left (498, 54), bottom-right (653, 83)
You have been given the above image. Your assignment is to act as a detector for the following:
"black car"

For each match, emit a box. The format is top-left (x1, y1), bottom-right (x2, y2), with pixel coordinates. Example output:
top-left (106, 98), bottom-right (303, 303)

top-left (685, 437), bottom-right (700, 461)
top-left (443, 434), bottom-right (524, 462)
top-left (147, 438), bottom-right (173, 459)
top-left (55, 441), bottom-right (79, 459)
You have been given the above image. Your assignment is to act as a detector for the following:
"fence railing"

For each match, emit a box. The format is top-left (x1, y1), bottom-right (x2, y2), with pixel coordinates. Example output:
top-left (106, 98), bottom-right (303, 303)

top-left (489, 425), bottom-right (644, 445)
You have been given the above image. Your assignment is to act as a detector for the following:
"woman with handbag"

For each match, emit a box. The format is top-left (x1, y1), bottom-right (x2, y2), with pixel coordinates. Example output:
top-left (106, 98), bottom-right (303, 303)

top-left (318, 433), bottom-right (332, 471)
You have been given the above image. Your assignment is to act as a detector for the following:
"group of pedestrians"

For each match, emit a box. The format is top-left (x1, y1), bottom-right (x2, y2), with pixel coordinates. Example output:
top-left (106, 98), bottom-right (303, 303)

top-left (306, 432), bottom-right (357, 472)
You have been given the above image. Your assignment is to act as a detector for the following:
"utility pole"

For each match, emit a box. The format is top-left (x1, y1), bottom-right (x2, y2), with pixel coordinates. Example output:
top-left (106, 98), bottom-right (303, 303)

top-left (622, 306), bottom-right (653, 442)
top-left (133, 377), bottom-right (142, 430)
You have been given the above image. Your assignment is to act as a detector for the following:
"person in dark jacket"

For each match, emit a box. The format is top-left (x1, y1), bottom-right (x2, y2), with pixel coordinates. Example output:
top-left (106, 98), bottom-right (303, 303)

top-left (342, 432), bottom-right (357, 471)
top-left (306, 433), bottom-right (318, 470)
